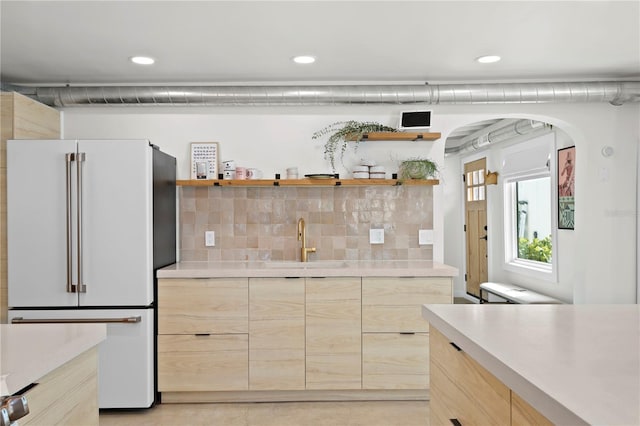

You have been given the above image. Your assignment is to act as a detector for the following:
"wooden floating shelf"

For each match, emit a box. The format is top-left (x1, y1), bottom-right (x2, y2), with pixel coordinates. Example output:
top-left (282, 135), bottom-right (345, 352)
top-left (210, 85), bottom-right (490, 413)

top-left (177, 178), bottom-right (439, 187)
top-left (346, 131), bottom-right (441, 142)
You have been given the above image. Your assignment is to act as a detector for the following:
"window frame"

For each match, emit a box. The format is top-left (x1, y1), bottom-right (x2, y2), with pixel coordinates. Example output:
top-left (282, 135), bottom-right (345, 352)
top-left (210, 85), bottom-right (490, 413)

top-left (501, 139), bottom-right (558, 283)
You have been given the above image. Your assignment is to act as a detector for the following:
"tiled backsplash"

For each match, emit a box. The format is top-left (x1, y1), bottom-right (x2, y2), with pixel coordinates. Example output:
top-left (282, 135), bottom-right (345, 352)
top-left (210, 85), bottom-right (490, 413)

top-left (179, 185), bottom-right (433, 262)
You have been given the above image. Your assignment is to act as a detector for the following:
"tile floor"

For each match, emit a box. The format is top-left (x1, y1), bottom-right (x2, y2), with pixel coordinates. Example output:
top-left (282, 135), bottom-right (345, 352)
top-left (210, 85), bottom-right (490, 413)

top-left (99, 401), bottom-right (429, 426)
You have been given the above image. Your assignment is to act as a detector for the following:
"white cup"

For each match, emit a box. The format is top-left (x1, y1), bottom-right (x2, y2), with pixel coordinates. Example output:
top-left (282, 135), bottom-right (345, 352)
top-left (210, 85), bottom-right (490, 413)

top-left (223, 160), bottom-right (235, 170)
top-left (223, 170), bottom-right (236, 180)
top-left (247, 168), bottom-right (263, 179)
top-left (236, 167), bottom-right (247, 179)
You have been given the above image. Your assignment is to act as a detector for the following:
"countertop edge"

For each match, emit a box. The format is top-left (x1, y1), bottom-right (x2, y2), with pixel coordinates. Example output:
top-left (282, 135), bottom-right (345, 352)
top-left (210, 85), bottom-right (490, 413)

top-left (421, 305), bottom-right (588, 426)
top-left (1, 324), bottom-right (107, 396)
top-left (157, 261), bottom-right (459, 279)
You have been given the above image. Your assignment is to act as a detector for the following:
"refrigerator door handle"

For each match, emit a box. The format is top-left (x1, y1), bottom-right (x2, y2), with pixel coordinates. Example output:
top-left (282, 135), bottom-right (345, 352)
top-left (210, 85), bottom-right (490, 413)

top-left (11, 316), bottom-right (142, 324)
top-left (65, 153), bottom-right (76, 293)
top-left (76, 152), bottom-right (86, 293)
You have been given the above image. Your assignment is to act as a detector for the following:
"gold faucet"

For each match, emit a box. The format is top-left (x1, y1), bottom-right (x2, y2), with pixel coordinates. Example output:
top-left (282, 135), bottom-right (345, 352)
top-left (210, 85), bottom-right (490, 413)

top-left (297, 218), bottom-right (316, 262)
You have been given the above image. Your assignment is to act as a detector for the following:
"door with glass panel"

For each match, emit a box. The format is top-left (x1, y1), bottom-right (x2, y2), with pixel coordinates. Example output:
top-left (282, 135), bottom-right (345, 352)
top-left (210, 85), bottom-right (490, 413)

top-left (464, 158), bottom-right (488, 299)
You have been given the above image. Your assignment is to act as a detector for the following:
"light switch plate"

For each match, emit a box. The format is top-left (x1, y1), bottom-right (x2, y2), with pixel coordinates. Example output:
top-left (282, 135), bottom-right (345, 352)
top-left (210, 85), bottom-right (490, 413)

top-left (205, 231), bottom-right (215, 247)
top-left (419, 229), bottom-right (434, 245)
top-left (369, 228), bottom-right (384, 244)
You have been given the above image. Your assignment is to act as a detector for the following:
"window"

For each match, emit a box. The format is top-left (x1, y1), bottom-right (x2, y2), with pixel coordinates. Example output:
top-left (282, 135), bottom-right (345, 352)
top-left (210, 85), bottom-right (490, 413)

top-left (515, 177), bottom-right (552, 263)
top-left (502, 133), bottom-right (557, 282)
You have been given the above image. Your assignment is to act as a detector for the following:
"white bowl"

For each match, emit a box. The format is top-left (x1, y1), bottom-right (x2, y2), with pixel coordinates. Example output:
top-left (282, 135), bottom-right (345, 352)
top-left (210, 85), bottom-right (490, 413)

top-left (353, 171), bottom-right (370, 179)
top-left (369, 172), bottom-right (387, 179)
top-left (352, 165), bottom-right (369, 172)
top-left (360, 158), bottom-right (377, 167)
top-left (369, 166), bottom-right (386, 173)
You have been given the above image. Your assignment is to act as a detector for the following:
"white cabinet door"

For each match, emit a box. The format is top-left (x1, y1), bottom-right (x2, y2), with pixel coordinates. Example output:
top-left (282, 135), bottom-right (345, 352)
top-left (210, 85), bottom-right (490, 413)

top-left (7, 139), bottom-right (79, 307)
top-left (78, 140), bottom-right (153, 306)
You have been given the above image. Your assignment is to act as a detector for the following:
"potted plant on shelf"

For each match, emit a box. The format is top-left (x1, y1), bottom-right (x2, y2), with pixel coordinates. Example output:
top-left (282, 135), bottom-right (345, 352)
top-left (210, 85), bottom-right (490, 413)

top-left (312, 120), bottom-right (397, 172)
top-left (399, 157), bottom-right (439, 180)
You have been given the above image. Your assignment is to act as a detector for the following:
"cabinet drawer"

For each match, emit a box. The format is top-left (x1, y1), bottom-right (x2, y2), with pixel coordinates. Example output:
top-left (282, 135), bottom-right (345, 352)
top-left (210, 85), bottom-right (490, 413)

top-left (362, 277), bottom-right (452, 332)
top-left (158, 334), bottom-right (248, 392)
top-left (430, 327), bottom-right (510, 425)
top-left (362, 333), bottom-right (428, 390)
top-left (158, 278), bottom-right (248, 334)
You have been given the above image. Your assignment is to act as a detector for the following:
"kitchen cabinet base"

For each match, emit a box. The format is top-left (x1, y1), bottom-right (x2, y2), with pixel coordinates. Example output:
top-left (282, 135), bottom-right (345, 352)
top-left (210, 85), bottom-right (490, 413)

top-left (160, 389), bottom-right (428, 403)
top-left (21, 347), bottom-right (99, 426)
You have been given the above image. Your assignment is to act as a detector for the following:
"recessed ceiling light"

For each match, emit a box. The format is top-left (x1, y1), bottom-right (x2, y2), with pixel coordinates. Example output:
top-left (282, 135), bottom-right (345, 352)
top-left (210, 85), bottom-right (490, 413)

top-left (130, 56), bottom-right (155, 65)
top-left (476, 55), bottom-right (501, 64)
top-left (292, 55), bottom-right (316, 64)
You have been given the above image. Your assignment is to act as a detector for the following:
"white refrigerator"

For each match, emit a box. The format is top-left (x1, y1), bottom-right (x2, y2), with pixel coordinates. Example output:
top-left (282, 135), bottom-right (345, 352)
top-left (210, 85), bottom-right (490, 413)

top-left (6, 139), bottom-right (176, 409)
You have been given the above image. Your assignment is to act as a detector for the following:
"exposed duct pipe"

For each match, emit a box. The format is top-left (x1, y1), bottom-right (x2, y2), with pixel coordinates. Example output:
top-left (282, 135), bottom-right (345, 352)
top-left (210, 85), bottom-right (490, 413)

top-left (445, 119), bottom-right (552, 155)
top-left (2, 81), bottom-right (639, 107)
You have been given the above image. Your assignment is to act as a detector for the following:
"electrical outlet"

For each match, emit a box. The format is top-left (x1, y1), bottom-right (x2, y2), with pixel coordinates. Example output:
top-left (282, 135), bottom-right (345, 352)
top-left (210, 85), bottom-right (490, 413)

top-left (205, 231), bottom-right (215, 247)
top-left (369, 228), bottom-right (384, 244)
top-left (419, 229), bottom-right (434, 245)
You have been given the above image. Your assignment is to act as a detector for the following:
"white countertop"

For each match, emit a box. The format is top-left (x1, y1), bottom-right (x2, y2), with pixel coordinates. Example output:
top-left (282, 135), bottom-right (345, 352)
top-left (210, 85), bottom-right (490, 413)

top-left (0, 324), bottom-right (107, 396)
top-left (158, 260), bottom-right (458, 278)
top-left (422, 304), bottom-right (640, 426)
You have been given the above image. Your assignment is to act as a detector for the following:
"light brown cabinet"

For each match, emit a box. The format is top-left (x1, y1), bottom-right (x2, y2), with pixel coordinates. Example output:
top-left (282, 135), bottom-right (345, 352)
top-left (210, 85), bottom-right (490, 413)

top-left (0, 92), bottom-right (60, 323)
top-left (158, 334), bottom-right (248, 392)
top-left (249, 277), bottom-right (305, 390)
top-left (21, 347), bottom-right (99, 426)
top-left (430, 326), bottom-right (552, 426)
top-left (157, 275), bottom-right (453, 399)
top-left (362, 332), bottom-right (429, 389)
top-left (362, 277), bottom-right (453, 333)
top-left (361, 277), bottom-right (452, 390)
top-left (158, 277), bottom-right (248, 334)
top-left (305, 277), bottom-right (362, 390)
top-left (511, 392), bottom-right (554, 426)
top-left (157, 278), bottom-right (249, 392)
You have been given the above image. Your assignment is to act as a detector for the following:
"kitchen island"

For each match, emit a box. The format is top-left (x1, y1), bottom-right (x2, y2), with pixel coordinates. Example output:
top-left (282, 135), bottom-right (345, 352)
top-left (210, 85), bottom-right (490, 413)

top-left (156, 260), bottom-right (457, 403)
top-left (1, 323), bottom-right (106, 425)
top-left (422, 304), bottom-right (640, 425)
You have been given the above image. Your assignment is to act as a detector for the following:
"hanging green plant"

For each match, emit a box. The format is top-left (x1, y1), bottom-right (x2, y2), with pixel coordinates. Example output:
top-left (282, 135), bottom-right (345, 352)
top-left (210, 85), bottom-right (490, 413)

top-left (312, 121), bottom-right (397, 172)
top-left (399, 157), bottom-right (439, 180)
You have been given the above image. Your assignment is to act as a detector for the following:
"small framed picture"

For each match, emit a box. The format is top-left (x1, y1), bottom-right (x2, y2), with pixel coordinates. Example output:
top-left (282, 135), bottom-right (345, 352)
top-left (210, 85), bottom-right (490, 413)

top-left (557, 146), bottom-right (575, 230)
top-left (190, 142), bottom-right (219, 180)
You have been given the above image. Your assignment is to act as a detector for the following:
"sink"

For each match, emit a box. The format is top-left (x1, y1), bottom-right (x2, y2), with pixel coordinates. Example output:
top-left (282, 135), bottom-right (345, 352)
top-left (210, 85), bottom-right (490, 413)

top-left (262, 261), bottom-right (348, 269)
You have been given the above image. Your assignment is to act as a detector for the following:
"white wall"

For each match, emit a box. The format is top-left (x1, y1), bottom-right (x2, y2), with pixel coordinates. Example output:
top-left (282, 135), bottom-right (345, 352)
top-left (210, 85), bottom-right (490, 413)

top-left (441, 103), bottom-right (639, 304)
top-left (62, 101), bottom-right (639, 303)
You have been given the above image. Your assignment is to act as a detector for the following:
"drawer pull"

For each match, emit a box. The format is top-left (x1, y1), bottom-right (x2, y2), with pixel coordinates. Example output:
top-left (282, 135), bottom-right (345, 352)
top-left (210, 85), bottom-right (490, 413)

top-left (449, 342), bottom-right (462, 352)
top-left (195, 333), bottom-right (211, 337)
top-left (399, 332), bottom-right (416, 335)
top-left (450, 419), bottom-right (462, 426)
top-left (11, 316), bottom-right (141, 324)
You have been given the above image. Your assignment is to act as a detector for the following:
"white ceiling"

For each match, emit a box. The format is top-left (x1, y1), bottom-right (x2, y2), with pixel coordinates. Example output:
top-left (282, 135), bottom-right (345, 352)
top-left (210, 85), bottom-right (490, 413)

top-left (1, 1), bottom-right (639, 86)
